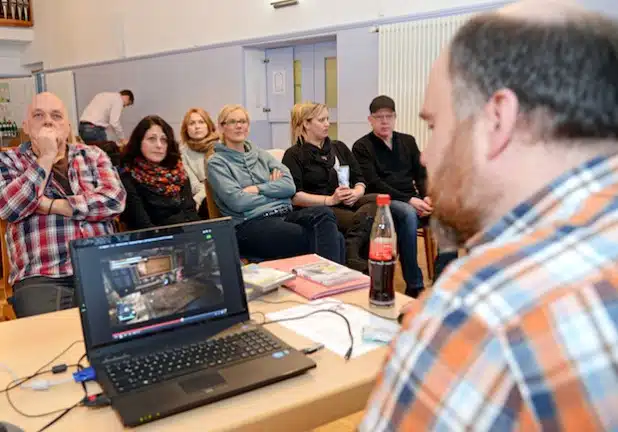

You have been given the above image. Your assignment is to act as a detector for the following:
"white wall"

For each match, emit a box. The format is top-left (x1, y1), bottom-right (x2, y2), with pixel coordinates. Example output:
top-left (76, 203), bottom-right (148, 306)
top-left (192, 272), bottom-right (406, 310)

top-left (0, 43), bottom-right (30, 77)
top-left (73, 46), bottom-right (244, 141)
top-left (25, 0), bottom-right (506, 71)
top-left (337, 27), bottom-right (378, 146)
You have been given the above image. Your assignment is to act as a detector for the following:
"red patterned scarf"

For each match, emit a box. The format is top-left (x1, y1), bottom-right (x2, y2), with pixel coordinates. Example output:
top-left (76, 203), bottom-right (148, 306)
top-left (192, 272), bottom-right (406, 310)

top-left (130, 156), bottom-right (187, 197)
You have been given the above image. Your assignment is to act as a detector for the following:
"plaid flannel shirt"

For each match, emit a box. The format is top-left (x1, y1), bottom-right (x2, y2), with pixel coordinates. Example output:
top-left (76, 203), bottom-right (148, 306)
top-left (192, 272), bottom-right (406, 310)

top-left (0, 142), bottom-right (126, 284)
top-left (362, 153), bottom-right (618, 431)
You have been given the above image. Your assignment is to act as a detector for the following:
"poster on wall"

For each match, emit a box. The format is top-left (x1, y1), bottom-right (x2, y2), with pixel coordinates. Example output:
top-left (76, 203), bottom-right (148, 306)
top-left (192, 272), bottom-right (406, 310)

top-left (273, 70), bottom-right (286, 95)
top-left (0, 83), bottom-right (10, 103)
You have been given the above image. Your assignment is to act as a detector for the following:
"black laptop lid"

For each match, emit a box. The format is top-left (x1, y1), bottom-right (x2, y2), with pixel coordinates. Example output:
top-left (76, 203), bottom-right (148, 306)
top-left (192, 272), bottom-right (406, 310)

top-left (70, 218), bottom-right (248, 352)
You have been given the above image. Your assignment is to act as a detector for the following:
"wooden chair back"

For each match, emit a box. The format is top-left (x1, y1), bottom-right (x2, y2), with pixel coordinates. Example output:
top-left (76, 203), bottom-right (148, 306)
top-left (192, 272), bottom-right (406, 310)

top-left (417, 227), bottom-right (438, 282)
top-left (205, 179), bottom-right (223, 219)
top-left (0, 218), bottom-right (15, 320)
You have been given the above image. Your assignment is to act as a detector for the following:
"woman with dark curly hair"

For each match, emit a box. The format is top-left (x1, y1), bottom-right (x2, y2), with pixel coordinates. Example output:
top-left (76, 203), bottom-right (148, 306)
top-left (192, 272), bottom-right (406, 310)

top-left (119, 115), bottom-right (199, 230)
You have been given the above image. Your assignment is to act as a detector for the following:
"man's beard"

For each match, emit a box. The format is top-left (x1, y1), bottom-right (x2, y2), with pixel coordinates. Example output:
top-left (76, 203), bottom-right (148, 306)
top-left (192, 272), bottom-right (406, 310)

top-left (427, 118), bottom-right (493, 244)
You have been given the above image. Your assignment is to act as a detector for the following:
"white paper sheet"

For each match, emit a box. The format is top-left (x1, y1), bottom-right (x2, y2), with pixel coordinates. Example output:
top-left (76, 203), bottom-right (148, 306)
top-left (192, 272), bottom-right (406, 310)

top-left (266, 299), bottom-right (400, 358)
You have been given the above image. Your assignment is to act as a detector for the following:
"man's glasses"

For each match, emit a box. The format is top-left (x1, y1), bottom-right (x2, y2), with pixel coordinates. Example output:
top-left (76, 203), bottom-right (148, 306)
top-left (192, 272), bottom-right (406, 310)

top-left (223, 119), bottom-right (248, 127)
top-left (371, 114), bottom-right (396, 122)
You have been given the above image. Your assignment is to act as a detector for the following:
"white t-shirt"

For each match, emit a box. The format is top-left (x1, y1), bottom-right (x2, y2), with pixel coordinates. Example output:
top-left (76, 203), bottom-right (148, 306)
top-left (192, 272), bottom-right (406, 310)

top-left (79, 92), bottom-right (125, 139)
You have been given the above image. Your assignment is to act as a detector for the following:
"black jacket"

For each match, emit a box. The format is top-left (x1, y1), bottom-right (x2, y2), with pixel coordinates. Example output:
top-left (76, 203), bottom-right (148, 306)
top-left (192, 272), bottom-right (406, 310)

top-left (282, 138), bottom-right (365, 196)
top-left (352, 131), bottom-right (427, 202)
top-left (119, 171), bottom-right (200, 230)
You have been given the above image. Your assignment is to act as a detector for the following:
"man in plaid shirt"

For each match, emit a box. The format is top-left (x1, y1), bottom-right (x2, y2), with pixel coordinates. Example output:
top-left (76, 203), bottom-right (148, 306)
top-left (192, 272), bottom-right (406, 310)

top-left (0, 92), bottom-right (126, 317)
top-left (363, 0), bottom-right (618, 430)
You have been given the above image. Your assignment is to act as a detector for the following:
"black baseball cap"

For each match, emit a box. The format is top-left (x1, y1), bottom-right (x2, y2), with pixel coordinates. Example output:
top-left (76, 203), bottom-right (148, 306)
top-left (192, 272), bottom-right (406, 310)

top-left (369, 95), bottom-right (396, 113)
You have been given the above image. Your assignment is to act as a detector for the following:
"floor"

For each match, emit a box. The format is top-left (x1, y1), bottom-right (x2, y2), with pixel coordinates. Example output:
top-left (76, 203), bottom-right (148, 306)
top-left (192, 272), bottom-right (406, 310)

top-left (314, 237), bottom-right (432, 431)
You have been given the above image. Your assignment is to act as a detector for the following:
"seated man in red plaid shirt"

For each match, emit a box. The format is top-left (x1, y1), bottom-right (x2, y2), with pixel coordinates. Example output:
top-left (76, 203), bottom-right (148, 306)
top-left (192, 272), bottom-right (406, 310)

top-left (0, 92), bottom-right (126, 318)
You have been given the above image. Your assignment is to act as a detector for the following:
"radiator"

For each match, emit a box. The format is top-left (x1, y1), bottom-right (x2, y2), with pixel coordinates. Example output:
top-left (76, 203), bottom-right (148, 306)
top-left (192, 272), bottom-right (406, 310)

top-left (378, 13), bottom-right (472, 150)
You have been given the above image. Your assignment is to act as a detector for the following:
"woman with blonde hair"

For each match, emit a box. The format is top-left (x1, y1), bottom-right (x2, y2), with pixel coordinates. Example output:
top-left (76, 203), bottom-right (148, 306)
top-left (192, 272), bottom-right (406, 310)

top-left (283, 102), bottom-right (421, 280)
top-left (180, 107), bottom-right (219, 218)
top-left (207, 104), bottom-right (343, 262)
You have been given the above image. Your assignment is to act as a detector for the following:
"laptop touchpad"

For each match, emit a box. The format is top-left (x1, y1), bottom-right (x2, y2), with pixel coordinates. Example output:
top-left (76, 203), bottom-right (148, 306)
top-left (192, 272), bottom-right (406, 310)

top-left (179, 372), bottom-right (226, 394)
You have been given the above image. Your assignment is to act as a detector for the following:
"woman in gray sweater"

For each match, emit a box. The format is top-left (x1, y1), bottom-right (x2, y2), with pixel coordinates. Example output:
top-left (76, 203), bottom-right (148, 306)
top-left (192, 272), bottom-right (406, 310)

top-left (207, 105), bottom-right (344, 262)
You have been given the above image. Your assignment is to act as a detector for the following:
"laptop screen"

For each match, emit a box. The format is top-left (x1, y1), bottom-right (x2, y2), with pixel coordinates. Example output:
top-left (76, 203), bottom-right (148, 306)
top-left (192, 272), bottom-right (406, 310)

top-left (70, 219), bottom-right (248, 350)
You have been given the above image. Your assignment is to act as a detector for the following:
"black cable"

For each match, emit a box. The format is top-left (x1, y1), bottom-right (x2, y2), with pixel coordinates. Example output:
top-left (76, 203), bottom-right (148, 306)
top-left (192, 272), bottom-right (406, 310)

top-left (0, 340), bottom-right (83, 395)
top-left (77, 353), bottom-right (87, 369)
top-left (259, 308), bottom-right (355, 360)
top-left (37, 399), bottom-right (83, 432)
top-left (2, 338), bottom-right (88, 432)
top-left (252, 298), bottom-right (398, 321)
top-left (5, 364), bottom-right (84, 418)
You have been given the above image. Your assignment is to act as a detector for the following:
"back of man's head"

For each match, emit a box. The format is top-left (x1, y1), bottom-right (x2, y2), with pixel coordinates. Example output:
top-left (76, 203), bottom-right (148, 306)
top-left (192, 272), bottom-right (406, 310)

top-left (449, 2), bottom-right (618, 142)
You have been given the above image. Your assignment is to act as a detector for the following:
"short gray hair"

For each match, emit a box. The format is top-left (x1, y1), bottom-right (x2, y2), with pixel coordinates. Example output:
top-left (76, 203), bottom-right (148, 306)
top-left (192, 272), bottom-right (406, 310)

top-left (449, 12), bottom-right (618, 141)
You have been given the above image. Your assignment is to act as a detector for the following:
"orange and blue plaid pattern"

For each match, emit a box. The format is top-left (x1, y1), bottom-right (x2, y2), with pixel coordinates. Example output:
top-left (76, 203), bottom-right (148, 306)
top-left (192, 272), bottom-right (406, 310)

top-left (362, 154), bottom-right (618, 431)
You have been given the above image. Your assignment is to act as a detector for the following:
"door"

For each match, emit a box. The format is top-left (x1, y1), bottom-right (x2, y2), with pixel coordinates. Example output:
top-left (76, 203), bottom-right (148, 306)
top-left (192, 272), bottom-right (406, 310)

top-left (264, 42), bottom-right (338, 149)
top-left (265, 47), bottom-right (294, 149)
top-left (313, 42), bottom-right (338, 138)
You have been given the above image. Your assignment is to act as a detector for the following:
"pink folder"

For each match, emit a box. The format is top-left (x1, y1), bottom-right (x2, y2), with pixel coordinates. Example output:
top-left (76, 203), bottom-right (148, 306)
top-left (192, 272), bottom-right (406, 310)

top-left (259, 254), bottom-right (370, 300)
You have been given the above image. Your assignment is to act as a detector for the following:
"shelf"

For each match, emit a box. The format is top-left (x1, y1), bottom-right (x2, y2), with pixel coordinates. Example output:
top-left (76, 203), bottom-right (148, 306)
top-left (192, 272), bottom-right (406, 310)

top-left (0, 18), bottom-right (32, 27)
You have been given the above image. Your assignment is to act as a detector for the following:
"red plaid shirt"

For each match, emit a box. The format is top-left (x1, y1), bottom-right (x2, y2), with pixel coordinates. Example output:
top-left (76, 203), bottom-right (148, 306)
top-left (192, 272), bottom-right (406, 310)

top-left (0, 142), bottom-right (126, 284)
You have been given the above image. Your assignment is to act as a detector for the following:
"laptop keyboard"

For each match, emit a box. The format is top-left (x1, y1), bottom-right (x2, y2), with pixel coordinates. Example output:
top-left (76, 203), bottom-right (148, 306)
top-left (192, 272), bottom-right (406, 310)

top-left (104, 329), bottom-right (283, 393)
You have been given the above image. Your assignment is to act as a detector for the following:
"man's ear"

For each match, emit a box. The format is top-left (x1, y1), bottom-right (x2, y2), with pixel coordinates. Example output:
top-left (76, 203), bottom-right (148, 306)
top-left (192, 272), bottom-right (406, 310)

top-left (22, 120), bottom-right (29, 137)
top-left (484, 88), bottom-right (519, 160)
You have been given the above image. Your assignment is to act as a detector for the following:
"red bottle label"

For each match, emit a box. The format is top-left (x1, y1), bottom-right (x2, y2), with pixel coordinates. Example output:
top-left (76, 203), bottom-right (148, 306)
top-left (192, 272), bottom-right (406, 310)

top-left (369, 240), bottom-right (394, 261)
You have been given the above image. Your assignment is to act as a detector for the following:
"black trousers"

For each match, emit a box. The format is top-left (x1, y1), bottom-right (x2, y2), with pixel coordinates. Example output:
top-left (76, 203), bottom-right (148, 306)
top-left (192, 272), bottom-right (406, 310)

top-left (12, 276), bottom-right (76, 318)
top-left (235, 206), bottom-right (344, 264)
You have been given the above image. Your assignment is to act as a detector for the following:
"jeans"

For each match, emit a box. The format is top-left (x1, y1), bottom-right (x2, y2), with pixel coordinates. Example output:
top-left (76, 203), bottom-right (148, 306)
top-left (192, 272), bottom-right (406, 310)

top-left (12, 276), bottom-right (76, 318)
top-left (434, 250), bottom-right (458, 282)
top-left (79, 122), bottom-right (107, 143)
top-left (236, 206), bottom-right (344, 264)
top-left (389, 200), bottom-right (424, 295)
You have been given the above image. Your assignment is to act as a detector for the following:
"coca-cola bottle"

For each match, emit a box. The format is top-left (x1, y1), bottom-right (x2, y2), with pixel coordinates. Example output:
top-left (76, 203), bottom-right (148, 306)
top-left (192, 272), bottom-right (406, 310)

top-left (368, 194), bottom-right (397, 307)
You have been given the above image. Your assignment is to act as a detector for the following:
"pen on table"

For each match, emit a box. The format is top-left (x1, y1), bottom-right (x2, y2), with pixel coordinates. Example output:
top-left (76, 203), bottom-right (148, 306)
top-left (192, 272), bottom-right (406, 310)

top-left (301, 343), bottom-right (324, 355)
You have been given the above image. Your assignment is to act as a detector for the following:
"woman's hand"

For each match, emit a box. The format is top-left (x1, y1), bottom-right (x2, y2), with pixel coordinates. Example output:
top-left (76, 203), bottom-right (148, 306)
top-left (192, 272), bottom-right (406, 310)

top-left (342, 185), bottom-right (364, 206)
top-left (243, 185), bottom-right (260, 195)
top-left (270, 169), bottom-right (282, 181)
top-left (325, 187), bottom-right (347, 206)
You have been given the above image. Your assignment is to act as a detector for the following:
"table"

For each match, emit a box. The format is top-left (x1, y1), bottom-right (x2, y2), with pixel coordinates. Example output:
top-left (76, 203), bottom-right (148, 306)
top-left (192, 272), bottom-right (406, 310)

top-left (0, 289), bottom-right (410, 431)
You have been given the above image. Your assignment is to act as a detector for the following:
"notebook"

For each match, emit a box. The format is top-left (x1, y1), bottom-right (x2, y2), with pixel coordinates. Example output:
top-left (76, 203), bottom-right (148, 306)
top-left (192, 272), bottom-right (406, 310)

top-left (260, 254), bottom-right (370, 300)
top-left (241, 264), bottom-right (295, 301)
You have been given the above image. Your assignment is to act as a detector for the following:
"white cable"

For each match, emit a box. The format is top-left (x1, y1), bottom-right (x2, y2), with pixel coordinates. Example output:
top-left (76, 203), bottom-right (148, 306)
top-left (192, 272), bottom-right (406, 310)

top-left (1, 361), bottom-right (74, 391)
top-left (0, 361), bottom-right (20, 381)
top-left (25, 376), bottom-right (74, 391)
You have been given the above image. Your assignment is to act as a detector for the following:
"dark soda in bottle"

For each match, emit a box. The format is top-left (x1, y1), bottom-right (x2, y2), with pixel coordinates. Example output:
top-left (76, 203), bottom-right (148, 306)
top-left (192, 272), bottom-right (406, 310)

top-left (369, 194), bottom-right (397, 307)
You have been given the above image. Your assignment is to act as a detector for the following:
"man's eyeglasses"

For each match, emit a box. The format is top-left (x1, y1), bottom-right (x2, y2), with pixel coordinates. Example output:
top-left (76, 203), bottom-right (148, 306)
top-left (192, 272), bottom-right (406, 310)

top-left (223, 119), bottom-right (248, 127)
top-left (371, 114), bottom-right (396, 122)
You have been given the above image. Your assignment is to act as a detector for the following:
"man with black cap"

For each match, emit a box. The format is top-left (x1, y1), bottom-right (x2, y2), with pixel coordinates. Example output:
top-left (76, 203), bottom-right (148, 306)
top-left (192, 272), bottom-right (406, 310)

top-left (353, 96), bottom-right (433, 296)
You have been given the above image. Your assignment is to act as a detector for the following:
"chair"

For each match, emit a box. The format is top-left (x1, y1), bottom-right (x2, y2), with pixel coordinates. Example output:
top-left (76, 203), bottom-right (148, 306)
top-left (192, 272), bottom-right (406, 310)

top-left (0, 218), bottom-right (15, 320)
top-left (417, 227), bottom-right (437, 282)
top-left (205, 179), bottom-right (222, 219)
top-left (266, 148), bottom-right (285, 162)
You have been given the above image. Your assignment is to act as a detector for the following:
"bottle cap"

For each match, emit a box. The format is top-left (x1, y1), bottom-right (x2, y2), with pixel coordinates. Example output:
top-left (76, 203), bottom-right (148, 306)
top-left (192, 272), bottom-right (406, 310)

top-left (376, 194), bottom-right (391, 206)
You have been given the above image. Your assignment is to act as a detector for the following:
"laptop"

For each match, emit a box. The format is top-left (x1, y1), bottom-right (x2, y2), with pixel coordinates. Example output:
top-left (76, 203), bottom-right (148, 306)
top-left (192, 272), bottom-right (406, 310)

top-left (70, 218), bottom-right (316, 427)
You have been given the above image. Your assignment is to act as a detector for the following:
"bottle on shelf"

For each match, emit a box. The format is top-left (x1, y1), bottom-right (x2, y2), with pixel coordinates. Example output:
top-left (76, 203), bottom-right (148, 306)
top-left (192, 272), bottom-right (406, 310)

top-left (368, 194), bottom-right (397, 308)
